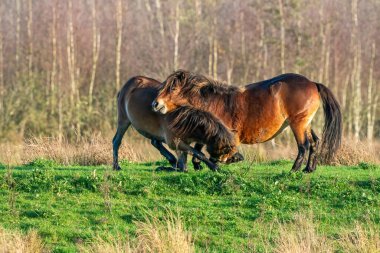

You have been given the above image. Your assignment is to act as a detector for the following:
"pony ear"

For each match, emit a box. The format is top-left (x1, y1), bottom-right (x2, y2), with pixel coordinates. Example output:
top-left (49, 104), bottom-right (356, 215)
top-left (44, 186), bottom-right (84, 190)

top-left (171, 70), bottom-right (188, 87)
top-left (175, 70), bottom-right (187, 81)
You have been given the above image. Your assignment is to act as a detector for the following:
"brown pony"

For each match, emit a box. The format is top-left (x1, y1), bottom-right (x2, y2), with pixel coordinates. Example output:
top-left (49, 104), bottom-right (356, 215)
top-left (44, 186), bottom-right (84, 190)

top-left (152, 70), bottom-right (342, 172)
top-left (112, 76), bottom-right (239, 172)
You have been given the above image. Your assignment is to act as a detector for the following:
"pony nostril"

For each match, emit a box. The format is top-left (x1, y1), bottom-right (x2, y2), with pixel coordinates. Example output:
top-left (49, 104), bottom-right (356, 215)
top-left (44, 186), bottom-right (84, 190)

top-left (152, 101), bottom-right (158, 109)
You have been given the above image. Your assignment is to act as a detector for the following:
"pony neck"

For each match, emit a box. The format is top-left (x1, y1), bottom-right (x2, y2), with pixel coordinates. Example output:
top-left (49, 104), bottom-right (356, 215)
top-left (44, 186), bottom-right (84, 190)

top-left (191, 90), bottom-right (244, 131)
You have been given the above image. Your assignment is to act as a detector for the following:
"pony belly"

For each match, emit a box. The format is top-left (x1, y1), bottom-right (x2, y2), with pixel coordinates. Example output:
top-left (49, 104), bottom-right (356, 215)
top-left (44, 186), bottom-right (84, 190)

top-left (241, 119), bottom-right (288, 144)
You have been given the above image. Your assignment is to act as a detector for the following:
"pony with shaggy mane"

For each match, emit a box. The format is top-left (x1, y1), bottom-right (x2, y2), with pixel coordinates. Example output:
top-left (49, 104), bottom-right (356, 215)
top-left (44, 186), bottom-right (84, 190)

top-left (153, 70), bottom-right (342, 172)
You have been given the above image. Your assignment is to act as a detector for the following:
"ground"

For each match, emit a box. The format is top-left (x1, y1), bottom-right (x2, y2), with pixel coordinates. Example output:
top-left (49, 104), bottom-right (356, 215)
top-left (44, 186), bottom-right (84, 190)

top-left (0, 159), bottom-right (379, 252)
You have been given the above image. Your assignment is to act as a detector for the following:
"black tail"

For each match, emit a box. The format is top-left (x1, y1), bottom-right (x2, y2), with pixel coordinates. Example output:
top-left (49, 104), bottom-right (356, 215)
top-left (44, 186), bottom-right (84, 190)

top-left (315, 83), bottom-right (343, 163)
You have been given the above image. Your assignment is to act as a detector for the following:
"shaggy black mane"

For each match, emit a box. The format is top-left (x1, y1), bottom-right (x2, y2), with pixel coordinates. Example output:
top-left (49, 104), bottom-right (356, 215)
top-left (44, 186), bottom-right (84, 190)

top-left (166, 106), bottom-right (234, 147)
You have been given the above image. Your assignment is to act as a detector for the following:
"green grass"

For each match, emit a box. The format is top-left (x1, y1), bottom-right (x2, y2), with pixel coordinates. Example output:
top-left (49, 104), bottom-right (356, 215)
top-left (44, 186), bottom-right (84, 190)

top-left (1, 159), bottom-right (380, 252)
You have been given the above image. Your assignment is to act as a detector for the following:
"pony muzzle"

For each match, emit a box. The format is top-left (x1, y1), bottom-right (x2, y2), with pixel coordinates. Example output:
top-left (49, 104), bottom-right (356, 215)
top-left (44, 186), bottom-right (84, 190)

top-left (152, 100), bottom-right (167, 114)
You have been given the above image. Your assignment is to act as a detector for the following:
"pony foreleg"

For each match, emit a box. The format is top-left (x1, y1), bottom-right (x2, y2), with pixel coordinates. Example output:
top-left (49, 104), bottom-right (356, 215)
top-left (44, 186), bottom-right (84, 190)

top-left (177, 142), bottom-right (219, 171)
top-left (151, 139), bottom-right (178, 169)
top-left (192, 143), bottom-right (204, 170)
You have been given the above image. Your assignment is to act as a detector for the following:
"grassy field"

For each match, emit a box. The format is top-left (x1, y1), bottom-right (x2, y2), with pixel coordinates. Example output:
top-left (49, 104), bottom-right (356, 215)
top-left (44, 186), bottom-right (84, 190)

top-left (1, 159), bottom-right (379, 252)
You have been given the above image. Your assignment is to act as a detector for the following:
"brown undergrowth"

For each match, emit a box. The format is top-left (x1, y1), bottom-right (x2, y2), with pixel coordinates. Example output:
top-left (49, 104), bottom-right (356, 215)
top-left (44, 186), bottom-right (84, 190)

top-left (0, 135), bottom-right (378, 166)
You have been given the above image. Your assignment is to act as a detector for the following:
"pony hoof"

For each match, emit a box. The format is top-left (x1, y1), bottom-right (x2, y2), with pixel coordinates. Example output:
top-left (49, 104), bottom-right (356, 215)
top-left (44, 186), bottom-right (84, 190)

top-left (113, 165), bottom-right (122, 171)
top-left (302, 167), bottom-right (314, 173)
top-left (155, 166), bottom-right (176, 172)
top-left (210, 165), bottom-right (219, 171)
top-left (193, 163), bottom-right (203, 171)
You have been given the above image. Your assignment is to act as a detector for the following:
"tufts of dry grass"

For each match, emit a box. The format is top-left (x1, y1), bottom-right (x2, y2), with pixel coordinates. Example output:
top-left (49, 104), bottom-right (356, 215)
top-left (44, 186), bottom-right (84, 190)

top-left (0, 134), bottom-right (378, 166)
top-left (0, 227), bottom-right (45, 253)
top-left (338, 222), bottom-right (380, 253)
top-left (273, 214), bottom-right (333, 253)
top-left (81, 213), bottom-right (194, 253)
top-left (0, 134), bottom-right (163, 166)
top-left (80, 234), bottom-right (133, 253)
top-left (330, 139), bottom-right (379, 166)
top-left (239, 144), bottom-right (268, 163)
top-left (262, 213), bottom-right (380, 253)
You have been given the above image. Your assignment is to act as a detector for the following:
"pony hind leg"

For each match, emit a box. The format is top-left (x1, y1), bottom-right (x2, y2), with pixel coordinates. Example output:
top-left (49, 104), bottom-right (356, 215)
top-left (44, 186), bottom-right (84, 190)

top-left (289, 120), bottom-right (310, 172)
top-left (112, 121), bottom-right (131, 170)
top-left (192, 143), bottom-right (204, 170)
top-left (151, 139), bottom-right (178, 171)
top-left (303, 129), bottom-right (320, 173)
top-left (177, 141), bottom-right (219, 171)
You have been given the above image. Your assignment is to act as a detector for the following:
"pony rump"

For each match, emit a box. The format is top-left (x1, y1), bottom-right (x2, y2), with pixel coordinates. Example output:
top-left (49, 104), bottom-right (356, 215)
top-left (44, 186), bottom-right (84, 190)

top-left (166, 106), bottom-right (235, 148)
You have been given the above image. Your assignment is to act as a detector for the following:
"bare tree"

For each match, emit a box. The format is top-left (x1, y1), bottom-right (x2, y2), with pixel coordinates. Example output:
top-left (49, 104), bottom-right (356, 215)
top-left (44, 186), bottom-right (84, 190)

top-left (89, 0), bottom-right (100, 111)
top-left (351, 0), bottom-right (362, 140)
top-left (27, 0), bottom-right (33, 79)
top-left (173, 1), bottom-right (180, 70)
top-left (367, 42), bottom-right (378, 141)
top-left (115, 0), bottom-right (123, 91)
top-left (50, 2), bottom-right (57, 116)
top-left (0, 7), bottom-right (3, 125)
top-left (15, 0), bottom-right (21, 75)
top-left (278, 0), bottom-right (285, 73)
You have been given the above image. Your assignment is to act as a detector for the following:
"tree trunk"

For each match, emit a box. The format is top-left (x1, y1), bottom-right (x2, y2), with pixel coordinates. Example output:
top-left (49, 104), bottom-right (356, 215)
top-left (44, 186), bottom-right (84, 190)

top-left (50, 3), bottom-right (57, 118)
top-left (89, 0), bottom-right (100, 112)
top-left (15, 0), bottom-right (21, 75)
top-left (58, 39), bottom-right (63, 142)
top-left (213, 36), bottom-right (218, 80)
top-left (278, 0), bottom-right (285, 73)
top-left (208, 35), bottom-right (213, 77)
top-left (27, 0), bottom-right (33, 80)
top-left (67, 0), bottom-right (81, 139)
top-left (67, 0), bottom-right (76, 108)
top-left (367, 42), bottom-right (377, 141)
top-left (193, 0), bottom-right (202, 71)
top-left (318, 3), bottom-right (326, 83)
top-left (173, 1), bottom-right (180, 70)
top-left (0, 9), bottom-right (3, 128)
top-left (115, 0), bottom-right (122, 91)
top-left (155, 0), bottom-right (168, 74)
top-left (144, 0), bottom-right (154, 49)
top-left (226, 37), bottom-right (234, 84)
top-left (351, 0), bottom-right (362, 140)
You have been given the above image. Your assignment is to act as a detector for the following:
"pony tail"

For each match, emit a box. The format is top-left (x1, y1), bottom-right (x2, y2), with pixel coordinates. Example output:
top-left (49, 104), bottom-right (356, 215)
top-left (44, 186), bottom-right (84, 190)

top-left (316, 82), bottom-right (343, 163)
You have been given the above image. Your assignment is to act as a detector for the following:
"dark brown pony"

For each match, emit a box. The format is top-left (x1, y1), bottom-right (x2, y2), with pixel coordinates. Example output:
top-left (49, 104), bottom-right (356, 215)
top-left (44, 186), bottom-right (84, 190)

top-left (152, 70), bottom-right (342, 172)
top-left (112, 76), bottom-right (238, 172)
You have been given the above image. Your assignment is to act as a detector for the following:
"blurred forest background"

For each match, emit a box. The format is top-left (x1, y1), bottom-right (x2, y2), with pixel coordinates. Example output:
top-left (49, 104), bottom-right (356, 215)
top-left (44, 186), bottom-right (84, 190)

top-left (0, 0), bottom-right (379, 144)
